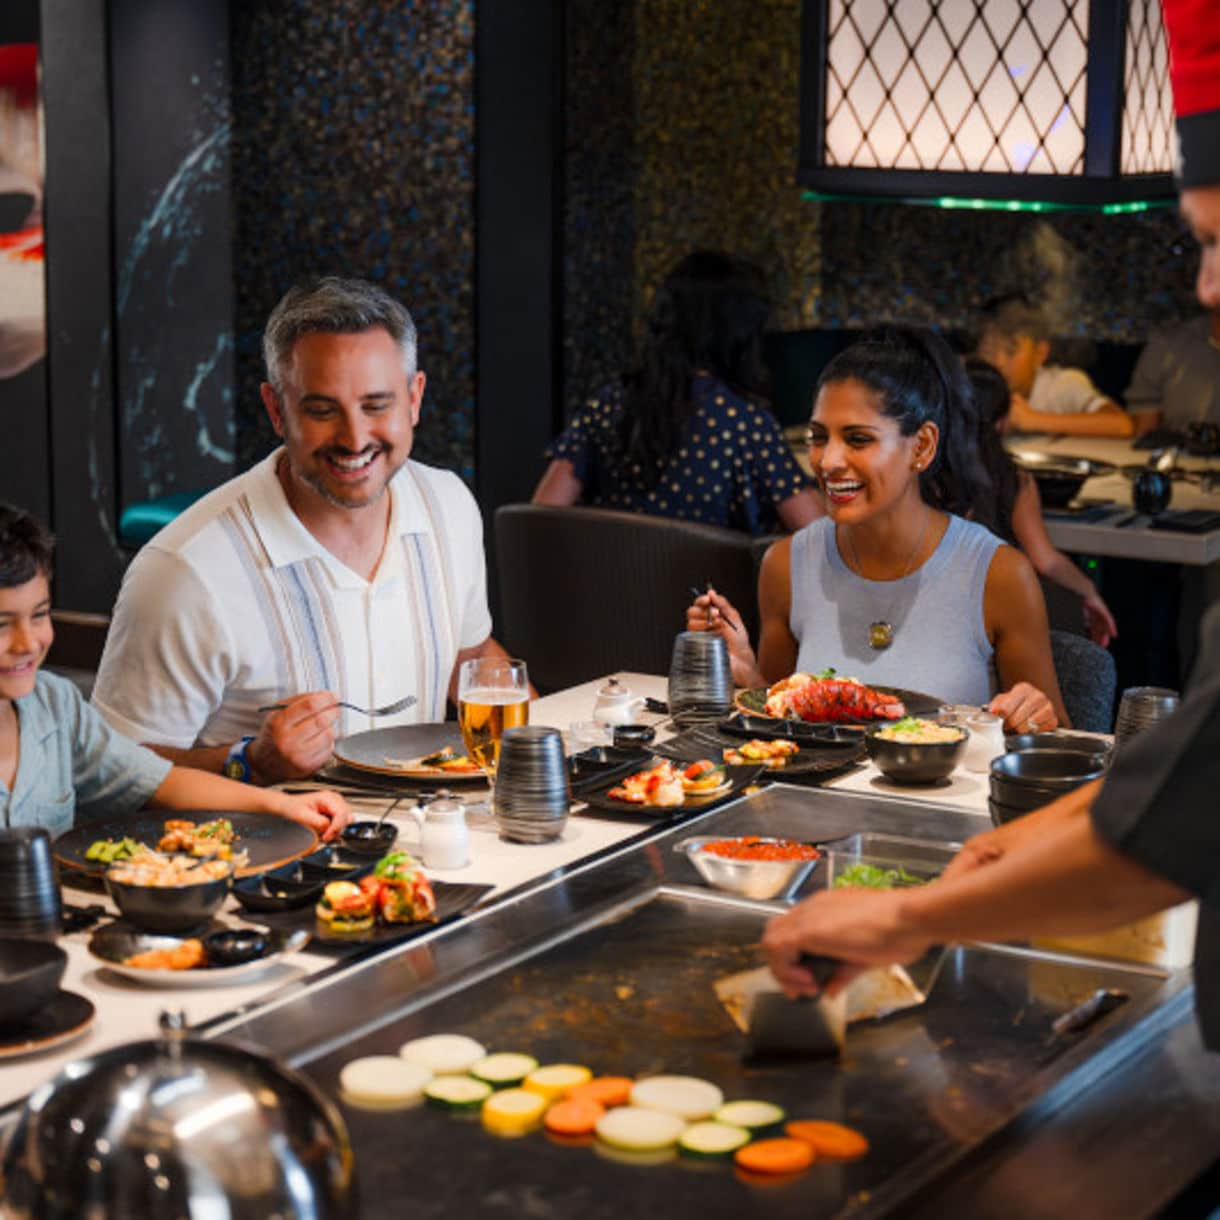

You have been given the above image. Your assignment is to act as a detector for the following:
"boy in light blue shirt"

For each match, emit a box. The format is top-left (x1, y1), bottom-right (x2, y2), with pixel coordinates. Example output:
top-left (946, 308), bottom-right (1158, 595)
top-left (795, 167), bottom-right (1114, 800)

top-left (0, 503), bottom-right (351, 838)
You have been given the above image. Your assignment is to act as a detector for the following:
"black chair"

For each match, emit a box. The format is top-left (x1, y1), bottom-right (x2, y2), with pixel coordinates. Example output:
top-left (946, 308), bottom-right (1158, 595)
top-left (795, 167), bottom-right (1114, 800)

top-left (494, 505), bottom-right (765, 693)
top-left (1050, 629), bottom-right (1116, 733)
top-left (45, 611), bottom-right (111, 700)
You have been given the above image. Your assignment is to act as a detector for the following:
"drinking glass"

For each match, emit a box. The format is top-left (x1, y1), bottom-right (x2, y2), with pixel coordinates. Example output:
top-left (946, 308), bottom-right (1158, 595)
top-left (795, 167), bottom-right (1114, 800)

top-left (457, 657), bottom-right (530, 771)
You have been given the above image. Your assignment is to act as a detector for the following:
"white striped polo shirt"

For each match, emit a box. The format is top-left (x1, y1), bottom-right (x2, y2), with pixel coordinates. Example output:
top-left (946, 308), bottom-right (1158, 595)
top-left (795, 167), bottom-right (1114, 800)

top-left (92, 451), bottom-right (493, 749)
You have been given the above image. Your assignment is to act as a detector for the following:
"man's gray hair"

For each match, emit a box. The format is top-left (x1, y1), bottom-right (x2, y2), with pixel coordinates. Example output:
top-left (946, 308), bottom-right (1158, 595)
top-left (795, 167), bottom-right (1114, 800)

top-left (263, 276), bottom-right (418, 392)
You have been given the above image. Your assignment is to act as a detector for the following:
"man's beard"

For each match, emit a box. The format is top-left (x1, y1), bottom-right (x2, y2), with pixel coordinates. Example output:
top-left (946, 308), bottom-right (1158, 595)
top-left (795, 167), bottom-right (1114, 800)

top-left (297, 448), bottom-right (394, 510)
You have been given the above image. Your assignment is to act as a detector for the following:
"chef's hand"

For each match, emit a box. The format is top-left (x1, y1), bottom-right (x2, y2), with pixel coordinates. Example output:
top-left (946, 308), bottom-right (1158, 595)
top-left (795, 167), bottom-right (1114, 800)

top-left (271, 789), bottom-right (352, 841)
top-left (248, 691), bottom-right (341, 783)
top-left (988, 682), bottom-right (1057, 734)
top-left (762, 888), bottom-right (933, 999)
top-left (684, 588), bottom-right (758, 687)
top-left (941, 833), bottom-right (1006, 881)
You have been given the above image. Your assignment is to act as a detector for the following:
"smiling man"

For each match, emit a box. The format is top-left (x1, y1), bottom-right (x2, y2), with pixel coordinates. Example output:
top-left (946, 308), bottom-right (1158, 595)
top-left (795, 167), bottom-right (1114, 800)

top-left (92, 277), bottom-right (514, 783)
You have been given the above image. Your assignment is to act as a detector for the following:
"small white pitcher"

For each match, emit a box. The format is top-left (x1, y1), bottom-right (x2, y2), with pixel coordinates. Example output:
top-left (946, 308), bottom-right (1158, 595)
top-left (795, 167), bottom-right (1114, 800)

top-left (408, 792), bottom-right (470, 870)
top-left (592, 678), bottom-right (645, 727)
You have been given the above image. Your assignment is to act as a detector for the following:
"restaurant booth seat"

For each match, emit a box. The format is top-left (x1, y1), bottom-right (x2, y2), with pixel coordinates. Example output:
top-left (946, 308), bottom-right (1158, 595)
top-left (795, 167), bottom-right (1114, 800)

top-left (44, 611), bottom-right (111, 699)
top-left (494, 504), bottom-right (765, 694)
top-left (1049, 629), bottom-right (1117, 734)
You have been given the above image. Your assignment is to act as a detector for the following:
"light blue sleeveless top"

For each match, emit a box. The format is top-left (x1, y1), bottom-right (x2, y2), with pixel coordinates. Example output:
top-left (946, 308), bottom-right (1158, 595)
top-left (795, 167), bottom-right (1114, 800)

top-left (790, 515), bottom-right (1002, 706)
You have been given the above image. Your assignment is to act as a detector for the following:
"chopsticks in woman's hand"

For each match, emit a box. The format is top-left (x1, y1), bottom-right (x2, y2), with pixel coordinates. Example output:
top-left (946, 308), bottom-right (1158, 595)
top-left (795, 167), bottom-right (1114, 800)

top-left (688, 584), bottom-right (741, 635)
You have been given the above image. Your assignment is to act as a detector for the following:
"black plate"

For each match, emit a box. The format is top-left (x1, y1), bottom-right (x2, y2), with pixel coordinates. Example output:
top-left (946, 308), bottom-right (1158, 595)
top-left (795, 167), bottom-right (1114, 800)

top-left (575, 762), bottom-right (761, 820)
top-left (717, 711), bottom-right (862, 748)
top-left (568, 745), bottom-right (654, 796)
top-left (255, 880), bottom-right (495, 950)
top-left (735, 683), bottom-right (943, 724)
top-left (655, 722), bottom-right (866, 781)
top-left (54, 811), bottom-right (319, 879)
top-left (0, 990), bottom-right (95, 1060)
top-left (232, 857), bottom-right (377, 914)
top-left (333, 724), bottom-right (490, 781)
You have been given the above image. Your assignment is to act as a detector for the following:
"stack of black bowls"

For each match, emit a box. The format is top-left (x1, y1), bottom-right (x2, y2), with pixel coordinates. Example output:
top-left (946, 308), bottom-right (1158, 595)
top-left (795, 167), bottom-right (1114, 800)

top-left (0, 828), bottom-right (63, 941)
top-left (989, 749), bottom-right (1108, 827)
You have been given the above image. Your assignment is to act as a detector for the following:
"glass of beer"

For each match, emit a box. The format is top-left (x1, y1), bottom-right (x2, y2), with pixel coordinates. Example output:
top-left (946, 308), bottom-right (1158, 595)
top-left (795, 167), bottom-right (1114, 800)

top-left (457, 657), bottom-right (530, 771)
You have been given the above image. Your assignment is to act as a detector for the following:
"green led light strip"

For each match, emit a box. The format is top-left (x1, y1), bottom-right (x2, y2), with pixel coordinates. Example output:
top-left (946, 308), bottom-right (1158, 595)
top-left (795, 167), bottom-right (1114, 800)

top-left (801, 191), bottom-right (1176, 215)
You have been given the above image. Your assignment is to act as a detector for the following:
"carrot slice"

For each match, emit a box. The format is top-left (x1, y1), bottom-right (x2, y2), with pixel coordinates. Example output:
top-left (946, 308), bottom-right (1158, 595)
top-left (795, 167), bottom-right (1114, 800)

top-left (784, 1120), bottom-right (869, 1160)
top-left (566, 1076), bottom-right (634, 1108)
top-left (544, 1098), bottom-right (606, 1137)
top-left (734, 1138), bottom-right (815, 1176)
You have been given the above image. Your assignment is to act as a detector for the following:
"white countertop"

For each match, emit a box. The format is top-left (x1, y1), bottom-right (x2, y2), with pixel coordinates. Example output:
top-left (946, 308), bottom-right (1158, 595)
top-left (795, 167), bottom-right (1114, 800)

top-left (2, 674), bottom-right (992, 1107)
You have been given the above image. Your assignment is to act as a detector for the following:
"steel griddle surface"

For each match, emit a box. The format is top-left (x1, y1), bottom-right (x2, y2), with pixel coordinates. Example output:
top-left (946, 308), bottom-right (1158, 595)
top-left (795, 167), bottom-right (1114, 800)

top-left (301, 885), bottom-right (1178, 1219)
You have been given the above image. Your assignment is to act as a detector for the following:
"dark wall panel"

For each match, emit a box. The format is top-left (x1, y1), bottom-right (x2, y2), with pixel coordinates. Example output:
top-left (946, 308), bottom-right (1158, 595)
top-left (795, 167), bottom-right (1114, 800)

top-left (110, 0), bottom-right (236, 506)
top-left (231, 0), bottom-right (476, 482)
top-left (0, 3), bottom-right (49, 524)
top-left (40, 0), bottom-right (123, 611)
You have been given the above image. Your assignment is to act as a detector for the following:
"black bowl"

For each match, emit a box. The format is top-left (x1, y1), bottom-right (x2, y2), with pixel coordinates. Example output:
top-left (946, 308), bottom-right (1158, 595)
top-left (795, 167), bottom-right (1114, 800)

top-left (990, 749), bottom-right (1107, 789)
top-left (988, 776), bottom-right (1063, 812)
top-left (1029, 469), bottom-right (1088, 508)
top-left (0, 938), bottom-right (67, 1027)
top-left (340, 820), bottom-right (399, 857)
top-left (104, 862), bottom-right (232, 934)
top-left (201, 928), bottom-right (271, 967)
top-left (1005, 732), bottom-right (1112, 759)
top-left (865, 725), bottom-right (967, 784)
top-left (989, 797), bottom-right (1035, 828)
top-left (232, 864), bottom-right (324, 914)
top-left (613, 724), bottom-right (656, 747)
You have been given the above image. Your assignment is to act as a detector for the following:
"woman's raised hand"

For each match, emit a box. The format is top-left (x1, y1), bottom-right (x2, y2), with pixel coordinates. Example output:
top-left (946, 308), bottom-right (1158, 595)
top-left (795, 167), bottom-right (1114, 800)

top-left (685, 588), bottom-right (758, 687)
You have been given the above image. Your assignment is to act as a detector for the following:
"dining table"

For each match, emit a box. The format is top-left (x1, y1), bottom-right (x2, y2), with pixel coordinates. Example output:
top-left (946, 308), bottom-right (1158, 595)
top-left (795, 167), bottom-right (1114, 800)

top-left (2, 673), bottom-right (1217, 1218)
top-left (1006, 432), bottom-right (1220, 566)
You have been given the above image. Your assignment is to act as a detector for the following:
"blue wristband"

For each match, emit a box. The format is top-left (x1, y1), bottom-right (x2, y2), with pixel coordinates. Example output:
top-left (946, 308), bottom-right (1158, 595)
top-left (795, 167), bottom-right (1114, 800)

top-left (223, 736), bottom-right (256, 783)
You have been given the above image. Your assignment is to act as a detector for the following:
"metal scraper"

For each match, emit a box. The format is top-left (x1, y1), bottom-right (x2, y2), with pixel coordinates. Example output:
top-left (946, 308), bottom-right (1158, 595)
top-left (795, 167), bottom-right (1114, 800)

top-left (742, 954), bottom-right (847, 1060)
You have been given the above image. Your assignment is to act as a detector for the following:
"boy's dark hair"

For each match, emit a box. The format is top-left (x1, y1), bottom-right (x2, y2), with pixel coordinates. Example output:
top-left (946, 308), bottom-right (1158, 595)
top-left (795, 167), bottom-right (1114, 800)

top-left (977, 292), bottom-right (1051, 345)
top-left (0, 503), bottom-right (55, 589)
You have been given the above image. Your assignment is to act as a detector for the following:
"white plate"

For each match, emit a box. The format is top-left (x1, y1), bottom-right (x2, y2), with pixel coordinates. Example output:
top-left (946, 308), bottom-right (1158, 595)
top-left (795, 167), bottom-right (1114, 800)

top-left (88, 926), bottom-right (310, 988)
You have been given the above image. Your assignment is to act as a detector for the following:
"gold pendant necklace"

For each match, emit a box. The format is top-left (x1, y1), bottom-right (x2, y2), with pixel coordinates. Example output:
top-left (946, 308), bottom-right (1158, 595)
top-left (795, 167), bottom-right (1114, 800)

top-left (843, 509), bottom-right (931, 651)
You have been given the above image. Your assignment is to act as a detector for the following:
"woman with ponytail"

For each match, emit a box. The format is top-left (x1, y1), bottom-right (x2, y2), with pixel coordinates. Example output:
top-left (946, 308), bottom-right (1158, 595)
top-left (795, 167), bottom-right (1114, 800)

top-left (689, 326), bottom-right (1067, 731)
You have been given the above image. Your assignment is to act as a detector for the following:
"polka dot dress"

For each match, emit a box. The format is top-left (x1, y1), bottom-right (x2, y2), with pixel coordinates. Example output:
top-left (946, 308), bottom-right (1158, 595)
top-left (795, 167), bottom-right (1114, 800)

top-left (546, 373), bottom-right (811, 535)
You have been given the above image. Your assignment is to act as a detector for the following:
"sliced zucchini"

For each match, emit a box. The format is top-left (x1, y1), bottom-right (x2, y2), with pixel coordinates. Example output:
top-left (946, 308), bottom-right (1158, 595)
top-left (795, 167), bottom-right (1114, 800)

top-left (713, 1100), bottom-right (786, 1132)
top-left (399, 1033), bottom-right (486, 1075)
top-left (339, 1056), bottom-right (432, 1109)
top-left (482, 1087), bottom-right (547, 1136)
top-left (595, 1105), bottom-right (687, 1152)
top-left (423, 1075), bottom-right (493, 1111)
top-left (678, 1121), bottom-right (752, 1159)
top-left (522, 1063), bottom-right (592, 1101)
top-left (471, 1052), bottom-right (539, 1087)
top-left (629, 1075), bottom-right (724, 1121)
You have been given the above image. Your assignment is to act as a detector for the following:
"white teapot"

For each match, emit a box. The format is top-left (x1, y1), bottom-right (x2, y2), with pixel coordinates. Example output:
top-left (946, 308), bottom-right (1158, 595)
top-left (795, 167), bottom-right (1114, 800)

top-left (408, 791), bottom-right (469, 870)
top-left (592, 678), bottom-right (645, 727)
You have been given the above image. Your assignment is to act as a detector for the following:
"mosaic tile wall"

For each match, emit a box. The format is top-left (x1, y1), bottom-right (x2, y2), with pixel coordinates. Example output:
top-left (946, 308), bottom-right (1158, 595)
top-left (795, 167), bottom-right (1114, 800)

top-left (230, 0), bottom-right (475, 480)
top-left (563, 0), bottom-right (1199, 420)
top-left (562, 0), bottom-right (636, 425)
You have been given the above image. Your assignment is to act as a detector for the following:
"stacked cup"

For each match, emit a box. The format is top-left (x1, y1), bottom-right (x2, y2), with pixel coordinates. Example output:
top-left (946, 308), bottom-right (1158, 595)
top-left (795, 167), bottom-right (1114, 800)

top-left (1114, 686), bottom-right (1181, 746)
top-left (493, 726), bottom-right (571, 844)
top-left (0, 829), bottom-right (63, 941)
top-left (668, 632), bottom-right (733, 727)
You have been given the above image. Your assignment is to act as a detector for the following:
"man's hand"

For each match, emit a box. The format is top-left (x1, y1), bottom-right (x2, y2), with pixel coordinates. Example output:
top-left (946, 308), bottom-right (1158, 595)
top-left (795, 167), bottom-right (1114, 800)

top-left (248, 691), bottom-right (340, 783)
top-left (988, 681), bottom-right (1058, 733)
top-left (762, 887), bottom-right (933, 998)
top-left (271, 789), bottom-right (352, 841)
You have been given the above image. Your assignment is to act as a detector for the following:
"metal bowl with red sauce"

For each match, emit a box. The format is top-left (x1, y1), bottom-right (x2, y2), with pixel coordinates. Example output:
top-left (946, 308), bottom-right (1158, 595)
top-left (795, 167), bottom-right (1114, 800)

top-left (675, 836), bottom-right (821, 900)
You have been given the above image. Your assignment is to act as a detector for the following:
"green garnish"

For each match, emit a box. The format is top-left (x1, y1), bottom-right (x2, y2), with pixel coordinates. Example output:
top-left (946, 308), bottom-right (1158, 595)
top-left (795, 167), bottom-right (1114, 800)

top-left (374, 851), bottom-right (419, 878)
top-left (813, 667), bottom-right (838, 680)
top-left (84, 836), bottom-right (142, 863)
top-left (888, 716), bottom-right (922, 733)
top-left (833, 862), bottom-right (926, 890)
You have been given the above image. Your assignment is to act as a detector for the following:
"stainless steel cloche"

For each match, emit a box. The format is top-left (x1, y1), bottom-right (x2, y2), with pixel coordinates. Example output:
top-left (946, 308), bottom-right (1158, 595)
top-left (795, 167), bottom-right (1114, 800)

top-left (2, 1010), bottom-right (356, 1218)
